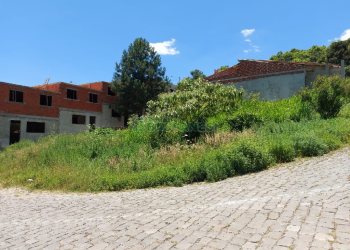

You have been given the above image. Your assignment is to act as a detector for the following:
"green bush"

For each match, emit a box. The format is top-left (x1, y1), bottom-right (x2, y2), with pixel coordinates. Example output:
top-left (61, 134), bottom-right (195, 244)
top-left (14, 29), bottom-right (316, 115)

top-left (164, 119), bottom-right (188, 144)
top-left (201, 151), bottom-right (233, 182)
top-left (338, 103), bottom-right (350, 118)
top-left (269, 141), bottom-right (296, 163)
top-left (228, 141), bottom-right (273, 174)
top-left (311, 76), bottom-right (349, 119)
top-left (294, 136), bottom-right (328, 157)
top-left (206, 113), bottom-right (231, 132)
top-left (147, 78), bottom-right (243, 123)
top-left (228, 112), bottom-right (263, 131)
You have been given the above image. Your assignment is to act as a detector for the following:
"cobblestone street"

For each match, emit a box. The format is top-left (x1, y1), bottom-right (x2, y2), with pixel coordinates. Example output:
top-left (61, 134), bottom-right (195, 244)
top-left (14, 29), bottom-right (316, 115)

top-left (0, 148), bottom-right (349, 250)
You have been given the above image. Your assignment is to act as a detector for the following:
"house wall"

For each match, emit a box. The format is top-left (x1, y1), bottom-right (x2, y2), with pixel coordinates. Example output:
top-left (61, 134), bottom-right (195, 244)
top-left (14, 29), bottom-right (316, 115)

top-left (0, 82), bottom-right (59, 117)
top-left (305, 66), bottom-right (341, 86)
top-left (58, 105), bottom-right (123, 134)
top-left (0, 81), bottom-right (123, 149)
top-left (100, 104), bottom-right (124, 129)
top-left (0, 114), bottom-right (58, 149)
top-left (231, 72), bottom-right (306, 100)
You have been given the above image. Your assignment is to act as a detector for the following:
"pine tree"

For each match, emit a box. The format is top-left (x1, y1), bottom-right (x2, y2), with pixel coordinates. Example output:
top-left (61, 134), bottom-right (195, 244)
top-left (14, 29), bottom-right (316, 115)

top-left (112, 38), bottom-right (170, 125)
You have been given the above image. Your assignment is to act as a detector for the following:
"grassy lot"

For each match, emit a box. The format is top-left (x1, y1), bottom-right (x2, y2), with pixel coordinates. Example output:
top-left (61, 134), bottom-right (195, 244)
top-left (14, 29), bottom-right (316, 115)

top-left (1, 117), bottom-right (349, 192)
top-left (0, 76), bottom-right (349, 192)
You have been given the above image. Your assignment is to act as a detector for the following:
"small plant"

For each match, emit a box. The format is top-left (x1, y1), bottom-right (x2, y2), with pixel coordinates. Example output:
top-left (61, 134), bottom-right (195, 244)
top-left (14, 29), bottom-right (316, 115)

top-left (228, 112), bottom-right (263, 132)
top-left (201, 151), bottom-right (233, 182)
top-left (269, 141), bottom-right (296, 163)
top-left (228, 141), bottom-right (273, 174)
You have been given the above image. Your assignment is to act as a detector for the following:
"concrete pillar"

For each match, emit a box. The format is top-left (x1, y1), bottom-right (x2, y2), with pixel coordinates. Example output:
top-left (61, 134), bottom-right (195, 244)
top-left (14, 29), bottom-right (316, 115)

top-left (341, 60), bottom-right (346, 78)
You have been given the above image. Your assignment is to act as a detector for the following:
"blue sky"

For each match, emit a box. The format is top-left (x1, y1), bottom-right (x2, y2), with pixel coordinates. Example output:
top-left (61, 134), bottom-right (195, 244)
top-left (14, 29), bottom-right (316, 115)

top-left (1, 0), bottom-right (350, 86)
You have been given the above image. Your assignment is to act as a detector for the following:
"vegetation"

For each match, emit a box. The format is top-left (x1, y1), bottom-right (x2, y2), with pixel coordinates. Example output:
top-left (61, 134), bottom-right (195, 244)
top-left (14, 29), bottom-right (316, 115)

top-left (270, 45), bottom-right (328, 63)
top-left (111, 38), bottom-right (170, 124)
top-left (0, 77), bottom-right (350, 192)
top-left (270, 38), bottom-right (350, 76)
top-left (190, 69), bottom-right (206, 80)
top-left (216, 65), bottom-right (230, 72)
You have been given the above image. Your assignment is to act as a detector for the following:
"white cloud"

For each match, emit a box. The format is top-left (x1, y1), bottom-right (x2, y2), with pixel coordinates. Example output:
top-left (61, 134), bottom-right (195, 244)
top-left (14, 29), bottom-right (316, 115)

top-left (332, 29), bottom-right (350, 42)
top-left (339, 29), bottom-right (350, 41)
top-left (241, 29), bottom-right (260, 53)
top-left (150, 39), bottom-right (179, 55)
top-left (241, 29), bottom-right (255, 38)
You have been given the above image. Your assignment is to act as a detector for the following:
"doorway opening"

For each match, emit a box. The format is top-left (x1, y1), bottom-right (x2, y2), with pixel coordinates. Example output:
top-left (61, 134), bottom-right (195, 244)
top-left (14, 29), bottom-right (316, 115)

top-left (10, 120), bottom-right (21, 145)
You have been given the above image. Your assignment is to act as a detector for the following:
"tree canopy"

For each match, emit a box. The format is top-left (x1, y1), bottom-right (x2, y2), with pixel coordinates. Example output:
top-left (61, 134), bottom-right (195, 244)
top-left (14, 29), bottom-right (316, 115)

top-left (270, 46), bottom-right (327, 63)
top-left (190, 69), bottom-right (206, 80)
top-left (270, 39), bottom-right (350, 76)
top-left (147, 78), bottom-right (243, 123)
top-left (112, 38), bottom-right (170, 123)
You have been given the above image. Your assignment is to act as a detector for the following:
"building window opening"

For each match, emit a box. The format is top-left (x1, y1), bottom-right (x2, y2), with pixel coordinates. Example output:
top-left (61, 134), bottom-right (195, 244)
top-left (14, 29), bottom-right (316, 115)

top-left (67, 89), bottom-right (77, 100)
top-left (40, 95), bottom-right (52, 106)
top-left (72, 115), bottom-right (86, 124)
top-left (26, 122), bottom-right (45, 133)
top-left (89, 116), bottom-right (96, 125)
top-left (9, 90), bottom-right (24, 103)
top-left (89, 93), bottom-right (98, 103)
top-left (108, 87), bottom-right (116, 96)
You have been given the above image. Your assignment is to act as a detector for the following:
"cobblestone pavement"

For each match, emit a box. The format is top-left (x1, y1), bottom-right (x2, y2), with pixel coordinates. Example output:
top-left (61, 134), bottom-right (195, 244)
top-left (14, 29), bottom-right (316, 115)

top-left (1, 148), bottom-right (350, 250)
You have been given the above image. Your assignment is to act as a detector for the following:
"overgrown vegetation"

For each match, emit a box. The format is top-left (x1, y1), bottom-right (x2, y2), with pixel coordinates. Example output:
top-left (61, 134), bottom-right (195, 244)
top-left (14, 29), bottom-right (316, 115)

top-left (0, 76), bottom-right (349, 192)
top-left (270, 38), bottom-right (350, 76)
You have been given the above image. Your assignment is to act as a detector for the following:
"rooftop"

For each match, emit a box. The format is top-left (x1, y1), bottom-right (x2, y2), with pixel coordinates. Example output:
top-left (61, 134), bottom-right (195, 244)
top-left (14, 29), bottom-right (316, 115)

top-left (206, 60), bottom-right (340, 83)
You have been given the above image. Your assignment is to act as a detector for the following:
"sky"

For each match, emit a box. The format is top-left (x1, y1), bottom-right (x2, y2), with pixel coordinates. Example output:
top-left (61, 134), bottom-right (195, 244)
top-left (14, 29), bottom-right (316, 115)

top-left (1, 0), bottom-right (350, 86)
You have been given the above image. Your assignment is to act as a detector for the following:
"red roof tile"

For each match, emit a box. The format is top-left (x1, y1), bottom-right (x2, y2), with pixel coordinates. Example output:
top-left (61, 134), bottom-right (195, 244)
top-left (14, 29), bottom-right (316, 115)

top-left (206, 60), bottom-right (340, 84)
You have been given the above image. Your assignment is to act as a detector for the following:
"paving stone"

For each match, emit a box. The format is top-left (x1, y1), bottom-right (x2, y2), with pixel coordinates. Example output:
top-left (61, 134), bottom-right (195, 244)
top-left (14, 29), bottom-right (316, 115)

top-left (0, 148), bottom-right (349, 249)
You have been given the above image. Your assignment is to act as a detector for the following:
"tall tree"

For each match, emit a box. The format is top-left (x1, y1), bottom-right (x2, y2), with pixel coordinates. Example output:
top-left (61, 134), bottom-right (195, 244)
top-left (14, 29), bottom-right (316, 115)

top-left (112, 38), bottom-right (170, 125)
top-left (190, 69), bottom-right (206, 80)
top-left (328, 39), bottom-right (350, 66)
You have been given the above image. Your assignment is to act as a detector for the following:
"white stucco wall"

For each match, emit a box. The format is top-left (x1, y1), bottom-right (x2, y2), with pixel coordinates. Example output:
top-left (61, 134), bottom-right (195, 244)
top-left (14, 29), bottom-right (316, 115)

top-left (0, 114), bottom-right (58, 149)
top-left (58, 105), bottom-right (123, 134)
top-left (231, 72), bottom-right (306, 100)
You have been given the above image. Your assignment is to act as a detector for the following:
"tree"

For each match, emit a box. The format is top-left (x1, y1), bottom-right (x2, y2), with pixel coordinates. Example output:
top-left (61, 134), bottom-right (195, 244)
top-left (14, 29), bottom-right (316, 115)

top-left (190, 69), bottom-right (206, 79)
top-left (217, 65), bottom-right (230, 72)
top-left (270, 46), bottom-right (327, 63)
top-left (328, 39), bottom-right (350, 67)
top-left (147, 78), bottom-right (243, 123)
top-left (112, 38), bottom-right (170, 125)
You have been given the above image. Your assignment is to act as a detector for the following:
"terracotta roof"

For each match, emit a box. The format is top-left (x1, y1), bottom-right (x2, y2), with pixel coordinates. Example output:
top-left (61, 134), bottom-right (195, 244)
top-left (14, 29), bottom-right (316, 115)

top-left (206, 60), bottom-right (340, 84)
top-left (34, 81), bottom-right (110, 93)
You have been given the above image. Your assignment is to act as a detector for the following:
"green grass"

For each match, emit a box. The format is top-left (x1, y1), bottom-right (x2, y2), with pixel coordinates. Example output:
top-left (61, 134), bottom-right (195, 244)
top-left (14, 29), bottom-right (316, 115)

top-left (0, 117), bottom-right (349, 192)
top-left (1, 76), bottom-right (350, 192)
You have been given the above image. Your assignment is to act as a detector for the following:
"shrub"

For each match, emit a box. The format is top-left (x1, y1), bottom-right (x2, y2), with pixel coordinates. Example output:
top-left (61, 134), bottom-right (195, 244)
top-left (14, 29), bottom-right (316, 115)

top-left (228, 141), bottom-right (273, 174)
top-left (206, 113), bottom-right (231, 133)
top-left (269, 141), bottom-right (296, 163)
top-left (129, 117), bottom-right (167, 147)
top-left (338, 103), bottom-right (350, 118)
top-left (311, 76), bottom-right (349, 119)
top-left (164, 119), bottom-right (187, 144)
top-left (201, 151), bottom-right (233, 182)
top-left (228, 112), bottom-right (263, 132)
top-left (147, 78), bottom-right (243, 123)
top-left (294, 136), bottom-right (328, 157)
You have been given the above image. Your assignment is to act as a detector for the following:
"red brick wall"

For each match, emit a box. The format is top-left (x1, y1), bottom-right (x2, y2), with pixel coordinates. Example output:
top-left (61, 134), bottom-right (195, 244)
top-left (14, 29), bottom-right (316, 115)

top-left (0, 81), bottom-right (118, 118)
top-left (0, 82), bottom-right (59, 117)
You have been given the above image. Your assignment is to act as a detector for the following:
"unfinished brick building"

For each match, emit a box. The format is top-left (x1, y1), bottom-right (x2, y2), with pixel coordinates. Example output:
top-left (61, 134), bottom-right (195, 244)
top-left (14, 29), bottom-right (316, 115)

top-left (0, 81), bottom-right (124, 148)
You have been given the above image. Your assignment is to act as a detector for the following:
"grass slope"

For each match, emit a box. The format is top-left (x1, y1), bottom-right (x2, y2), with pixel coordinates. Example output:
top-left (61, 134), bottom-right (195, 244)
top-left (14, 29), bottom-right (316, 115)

top-left (0, 118), bottom-right (349, 192)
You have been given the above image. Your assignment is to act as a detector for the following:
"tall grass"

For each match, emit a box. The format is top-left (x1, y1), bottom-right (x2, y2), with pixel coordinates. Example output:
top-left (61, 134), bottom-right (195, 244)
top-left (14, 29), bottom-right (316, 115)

top-left (0, 117), bottom-right (349, 192)
top-left (1, 76), bottom-right (350, 192)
